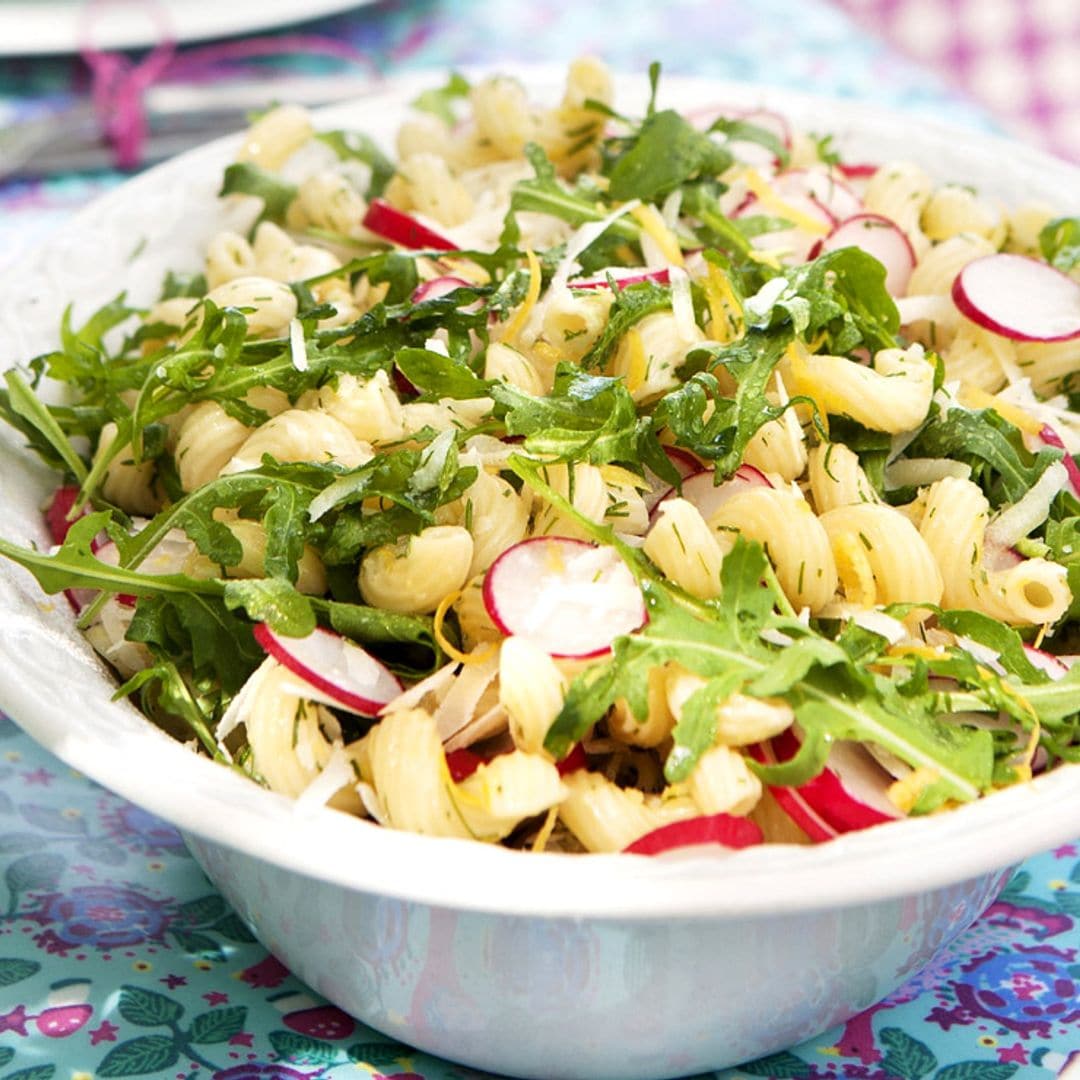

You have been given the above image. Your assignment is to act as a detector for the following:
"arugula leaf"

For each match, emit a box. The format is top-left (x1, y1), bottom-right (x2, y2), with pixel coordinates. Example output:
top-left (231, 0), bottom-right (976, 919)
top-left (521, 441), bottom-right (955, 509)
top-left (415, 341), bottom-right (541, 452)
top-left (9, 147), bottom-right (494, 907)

top-left (1, 370), bottom-right (88, 480)
top-left (316, 131), bottom-right (395, 198)
top-left (160, 269), bottom-right (207, 300)
top-left (578, 279), bottom-right (673, 372)
top-left (605, 109), bottom-right (733, 203)
top-left (506, 144), bottom-right (638, 243)
top-left (493, 364), bottom-right (640, 464)
top-left (219, 163), bottom-right (298, 226)
top-left (542, 533), bottom-right (992, 806)
top-left (223, 578), bottom-right (316, 637)
top-left (128, 593), bottom-right (263, 695)
top-left (1045, 515), bottom-right (1080, 619)
top-left (1039, 217), bottom-right (1080, 272)
top-left (662, 329), bottom-right (790, 476)
top-left (395, 347), bottom-right (490, 399)
top-left (708, 116), bottom-right (790, 169)
top-left (908, 405), bottom-right (1062, 504)
top-left (411, 71), bottom-right (471, 125)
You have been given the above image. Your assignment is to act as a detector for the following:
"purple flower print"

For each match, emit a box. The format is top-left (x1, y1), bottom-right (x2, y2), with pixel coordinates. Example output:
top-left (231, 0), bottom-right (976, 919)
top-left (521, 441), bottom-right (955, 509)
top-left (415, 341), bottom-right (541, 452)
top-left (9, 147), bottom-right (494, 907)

top-left (29, 884), bottom-right (173, 953)
top-left (214, 1066), bottom-right (314, 1080)
top-left (100, 800), bottom-right (188, 855)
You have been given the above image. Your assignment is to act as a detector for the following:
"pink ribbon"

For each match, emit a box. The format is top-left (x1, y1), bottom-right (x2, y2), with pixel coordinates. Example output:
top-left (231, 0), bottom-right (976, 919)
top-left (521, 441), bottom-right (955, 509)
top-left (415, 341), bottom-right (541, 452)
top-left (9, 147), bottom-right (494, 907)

top-left (79, 0), bottom-right (376, 171)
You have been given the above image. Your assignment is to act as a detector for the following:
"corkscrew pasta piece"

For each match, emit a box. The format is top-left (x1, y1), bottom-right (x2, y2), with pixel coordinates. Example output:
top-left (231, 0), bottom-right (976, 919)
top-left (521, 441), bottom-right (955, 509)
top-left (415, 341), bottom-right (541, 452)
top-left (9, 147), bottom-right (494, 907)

top-left (460, 467), bottom-right (531, 577)
top-left (558, 770), bottom-right (699, 853)
top-left (285, 169), bottom-right (368, 236)
top-left (807, 443), bottom-right (879, 513)
top-left (205, 231), bottom-right (256, 289)
top-left (921, 185), bottom-right (1006, 246)
top-left (665, 671), bottom-right (794, 747)
top-left (820, 502), bottom-right (944, 607)
top-left (643, 497), bottom-right (726, 600)
top-left (611, 311), bottom-right (702, 403)
top-left (205, 276), bottom-right (298, 339)
top-left (608, 664), bottom-right (676, 749)
top-left (222, 409), bottom-right (374, 474)
top-left (684, 745), bottom-right (763, 817)
top-left (239, 658), bottom-right (362, 814)
top-left (790, 343), bottom-right (935, 435)
top-left (175, 403), bottom-right (252, 492)
top-left (499, 636), bottom-right (567, 755)
top-left (919, 476), bottom-right (1072, 626)
top-left (359, 525), bottom-right (474, 615)
top-left (863, 160), bottom-right (933, 257)
top-left (710, 487), bottom-right (839, 614)
top-left (907, 232), bottom-right (996, 298)
top-left (184, 518), bottom-right (327, 595)
top-left (484, 342), bottom-right (546, 395)
top-left (94, 422), bottom-right (161, 516)
top-left (313, 370), bottom-right (406, 445)
top-left (530, 461), bottom-right (610, 540)
top-left (235, 103), bottom-right (313, 171)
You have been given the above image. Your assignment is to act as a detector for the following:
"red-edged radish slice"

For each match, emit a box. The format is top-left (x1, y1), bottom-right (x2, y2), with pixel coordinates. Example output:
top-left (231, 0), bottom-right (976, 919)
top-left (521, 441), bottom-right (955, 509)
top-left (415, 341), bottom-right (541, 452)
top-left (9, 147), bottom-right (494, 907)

top-left (363, 198), bottom-right (457, 251)
top-left (735, 191), bottom-right (835, 262)
top-left (45, 485), bottom-right (83, 545)
top-left (411, 276), bottom-right (473, 303)
top-left (1023, 644), bottom-right (1070, 680)
top-left (1035, 424), bottom-right (1080, 499)
top-left (253, 623), bottom-right (403, 716)
top-left (836, 161), bottom-right (878, 181)
top-left (772, 168), bottom-right (863, 223)
top-left (568, 266), bottom-right (672, 290)
top-left (952, 253), bottom-right (1080, 342)
top-left (651, 464), bottom-right (772, 524)
top-left (624, 812), bottom-right (764, 856)
top-left (643, 446), bottom-right (704, 512)
top-left (752, 728), bottom-right (902, 840)
top-left (775, 727), bottom-right (902, 833)
top-left (556, 742), bottom-right (588, 776)
top-left (445, 747), bottom-right (486, 782)
top-left (482, 537), bottom-right (646, 659)
top-left (819, 213), bottom-right (916, 297)
top-left (748, 739), bottom-right (838, 842)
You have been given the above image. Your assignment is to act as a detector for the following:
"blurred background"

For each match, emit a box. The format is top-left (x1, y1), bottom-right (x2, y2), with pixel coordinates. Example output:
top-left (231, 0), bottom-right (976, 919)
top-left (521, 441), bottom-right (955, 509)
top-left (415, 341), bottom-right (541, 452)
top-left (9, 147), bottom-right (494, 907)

top-left (5, 0), bottom-right (1079, 267)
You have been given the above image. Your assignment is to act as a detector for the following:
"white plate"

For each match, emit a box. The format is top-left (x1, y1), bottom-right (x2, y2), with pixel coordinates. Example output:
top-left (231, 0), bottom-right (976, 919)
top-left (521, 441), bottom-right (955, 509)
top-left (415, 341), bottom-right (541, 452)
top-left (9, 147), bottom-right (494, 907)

top-left (1, 69), bottom-right (1079, 922)
top-left (0, 0), bottom-right (373, 56)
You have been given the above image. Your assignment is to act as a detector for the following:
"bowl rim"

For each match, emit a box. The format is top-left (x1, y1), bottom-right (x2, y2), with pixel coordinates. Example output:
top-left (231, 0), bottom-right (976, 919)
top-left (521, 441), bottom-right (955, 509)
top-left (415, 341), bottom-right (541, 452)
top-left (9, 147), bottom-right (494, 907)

top-left (2, 66), bottom-right (1079, 921)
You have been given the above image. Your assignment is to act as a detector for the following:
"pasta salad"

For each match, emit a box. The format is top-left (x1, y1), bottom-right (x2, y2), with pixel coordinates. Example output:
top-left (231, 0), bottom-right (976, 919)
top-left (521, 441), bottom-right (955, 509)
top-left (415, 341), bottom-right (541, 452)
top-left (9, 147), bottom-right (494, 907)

top-left (1, 61), bottom-right (1079, 855)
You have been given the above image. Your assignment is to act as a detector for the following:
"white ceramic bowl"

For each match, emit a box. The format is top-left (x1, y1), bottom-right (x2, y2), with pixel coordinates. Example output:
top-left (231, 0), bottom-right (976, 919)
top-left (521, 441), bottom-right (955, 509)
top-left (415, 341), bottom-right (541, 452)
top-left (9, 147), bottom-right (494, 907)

top-left (2, 70), bottom-right (1079, 1080)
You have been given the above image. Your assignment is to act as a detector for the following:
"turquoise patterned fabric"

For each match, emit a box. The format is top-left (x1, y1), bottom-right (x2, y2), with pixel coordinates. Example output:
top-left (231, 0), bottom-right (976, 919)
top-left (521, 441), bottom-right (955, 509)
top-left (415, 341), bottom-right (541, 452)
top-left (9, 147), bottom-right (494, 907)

top-left (1, 2), bottom-right (1077, 1078)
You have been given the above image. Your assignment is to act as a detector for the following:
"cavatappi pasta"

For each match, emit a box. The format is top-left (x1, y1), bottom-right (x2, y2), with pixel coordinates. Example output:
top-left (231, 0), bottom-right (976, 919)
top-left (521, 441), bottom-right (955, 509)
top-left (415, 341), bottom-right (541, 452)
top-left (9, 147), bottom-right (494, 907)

top-left (3, 61), bottom-right (1079, 858)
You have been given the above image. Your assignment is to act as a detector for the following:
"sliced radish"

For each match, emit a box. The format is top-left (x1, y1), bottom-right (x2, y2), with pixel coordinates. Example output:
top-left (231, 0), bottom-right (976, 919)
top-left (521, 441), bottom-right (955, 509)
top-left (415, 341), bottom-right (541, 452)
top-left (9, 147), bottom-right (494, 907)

top-left (1035, 424), bottom-right (1080, 499)
top-left (445, 747), bottom-right (486, 782)
top-left (556, 742), bottom-right (588, 776)
top-left (482, 537), bottom-right (645, 658)
top-left (751, 727), bottom-right (902, 841)
top-left (1022, 644), bottom-right (1070, 680)
top-left (643, 446), bottom-right (703, 511)
top-left (836, 161), bottom-right (879, 181)
top-left (772, 167), bottom-right (863, 223)
top-left (651, 464), bottom-right (772, 524)
top-left (45, 485), bottom-right (83, 545)
top-left (624, 812), bottom-right (764, 856)
top-left (569, 267), bottom-right (672, 290)
top-left (819, 213), bottom-right (916, 297)
top-left (735, 191), bottom-right (835, 261)
top-left (952, 254), bottom-right (1080, 342)
top-left (362, 198), bottom-right (457, 252)
top-left (253, 622), bottom-right (403, 716)
top-left (411, 276), bottom-right (473, 303)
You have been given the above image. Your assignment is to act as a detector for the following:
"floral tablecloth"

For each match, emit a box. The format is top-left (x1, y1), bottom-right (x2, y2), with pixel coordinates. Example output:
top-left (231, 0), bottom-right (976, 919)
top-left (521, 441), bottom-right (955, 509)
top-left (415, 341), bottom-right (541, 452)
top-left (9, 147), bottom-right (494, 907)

top-left (1, 2), bottom-right (1079, 1079)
